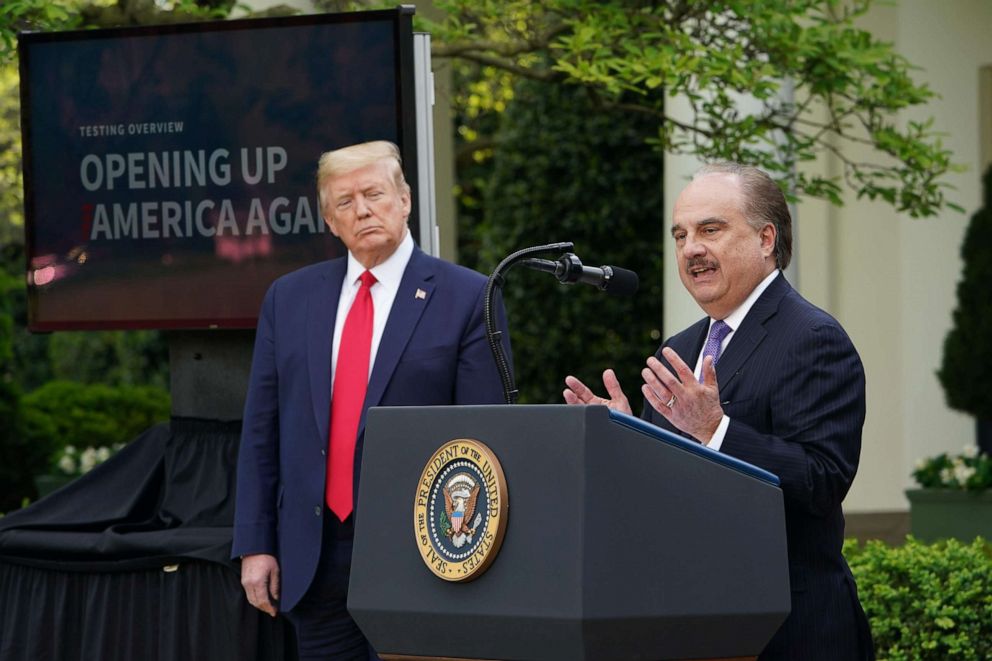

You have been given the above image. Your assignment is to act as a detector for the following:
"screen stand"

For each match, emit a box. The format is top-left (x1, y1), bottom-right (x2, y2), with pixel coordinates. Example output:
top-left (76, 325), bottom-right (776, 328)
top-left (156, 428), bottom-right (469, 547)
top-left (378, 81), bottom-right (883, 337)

top-left (168, 330), bottom-right (254, 421)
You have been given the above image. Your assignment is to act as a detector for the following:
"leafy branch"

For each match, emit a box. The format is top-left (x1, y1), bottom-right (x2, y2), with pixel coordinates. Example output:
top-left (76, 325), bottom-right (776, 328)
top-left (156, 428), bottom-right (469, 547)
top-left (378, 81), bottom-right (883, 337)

top-left (423, 0), bottom-right (960, 217)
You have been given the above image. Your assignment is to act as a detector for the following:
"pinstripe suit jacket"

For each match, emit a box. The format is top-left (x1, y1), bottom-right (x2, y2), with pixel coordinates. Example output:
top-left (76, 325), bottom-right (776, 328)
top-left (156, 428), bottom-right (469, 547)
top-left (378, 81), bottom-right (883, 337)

top-left (643, 272), bottom-right (874, 661)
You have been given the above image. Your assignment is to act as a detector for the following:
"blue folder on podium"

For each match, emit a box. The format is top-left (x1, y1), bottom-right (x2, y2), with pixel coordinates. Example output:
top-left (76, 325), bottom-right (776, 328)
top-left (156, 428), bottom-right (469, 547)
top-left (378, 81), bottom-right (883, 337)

top-left (351, 404), bottom-right (790, 661)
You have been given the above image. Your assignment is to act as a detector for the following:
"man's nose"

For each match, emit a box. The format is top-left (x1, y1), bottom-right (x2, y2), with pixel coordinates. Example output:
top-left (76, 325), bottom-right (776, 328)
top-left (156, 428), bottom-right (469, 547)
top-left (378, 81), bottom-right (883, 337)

top-left (355, 196), bottom-right (371, 217)
top-left (681, 235), bottom-right (705, 258)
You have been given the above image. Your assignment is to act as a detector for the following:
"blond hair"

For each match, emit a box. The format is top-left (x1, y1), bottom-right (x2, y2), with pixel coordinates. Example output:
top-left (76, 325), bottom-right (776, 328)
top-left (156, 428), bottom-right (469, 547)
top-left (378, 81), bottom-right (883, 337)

top-left (316, 140), bottom-right (410, 216)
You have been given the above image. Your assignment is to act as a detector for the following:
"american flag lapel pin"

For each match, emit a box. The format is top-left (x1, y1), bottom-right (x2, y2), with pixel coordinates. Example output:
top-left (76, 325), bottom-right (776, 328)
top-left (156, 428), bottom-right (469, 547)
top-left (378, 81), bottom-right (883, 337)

top-left (415, 288), bottom-right (427, 300)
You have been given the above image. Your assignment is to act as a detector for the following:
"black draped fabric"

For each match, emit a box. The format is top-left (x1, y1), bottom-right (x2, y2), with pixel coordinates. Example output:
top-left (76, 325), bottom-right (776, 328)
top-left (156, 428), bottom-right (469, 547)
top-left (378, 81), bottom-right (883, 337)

top-left (0, 419), bottom-right (296, 661)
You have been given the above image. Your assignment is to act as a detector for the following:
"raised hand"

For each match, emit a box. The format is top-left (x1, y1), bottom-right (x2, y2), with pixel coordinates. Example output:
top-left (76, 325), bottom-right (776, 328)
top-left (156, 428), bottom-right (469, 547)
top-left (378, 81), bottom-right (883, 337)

top-left (563, 369), bottom-right (633, 415)
top-left (641, 347), bottom-right (724, 443)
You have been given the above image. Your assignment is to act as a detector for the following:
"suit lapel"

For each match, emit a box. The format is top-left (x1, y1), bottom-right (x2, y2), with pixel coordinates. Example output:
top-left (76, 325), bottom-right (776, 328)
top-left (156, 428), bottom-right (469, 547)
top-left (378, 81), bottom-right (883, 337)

top-left (308, 259), bottom-right (347, 447)
top-left (359, 248), bottom-right (436, 435)
top-left (669, 319), bottom-right (709, 368)
top-left (715, 272), bottom-right (789, 394)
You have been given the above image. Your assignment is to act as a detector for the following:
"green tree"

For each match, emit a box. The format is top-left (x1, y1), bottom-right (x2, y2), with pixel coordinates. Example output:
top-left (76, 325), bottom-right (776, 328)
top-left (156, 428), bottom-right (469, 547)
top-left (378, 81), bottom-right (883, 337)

top-left (938, 166), bottom-right (992, 439)
top-left (0, 66), bottom-right (23, 248)
top-left (20, 380), bottom-right (171, 453)
top-left (0, 0), bottom-right (79, 63)
top-left (427, 0), bottom-right (960, 218)
top-left (468, 79), bottom-right (664, 402)
top-left (48, 331), bottom-right (170, 390)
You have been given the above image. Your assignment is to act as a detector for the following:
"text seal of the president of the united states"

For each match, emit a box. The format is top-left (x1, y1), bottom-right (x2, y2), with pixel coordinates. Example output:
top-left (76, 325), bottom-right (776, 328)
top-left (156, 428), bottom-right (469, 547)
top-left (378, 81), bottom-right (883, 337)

top-left (414, 438), bottom-right (508, 581)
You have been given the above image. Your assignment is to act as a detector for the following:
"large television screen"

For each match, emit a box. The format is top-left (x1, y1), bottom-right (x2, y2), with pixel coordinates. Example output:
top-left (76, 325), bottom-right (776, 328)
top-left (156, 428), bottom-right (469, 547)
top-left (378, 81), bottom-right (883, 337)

top-left (19, 8), bottom-right (418, 330)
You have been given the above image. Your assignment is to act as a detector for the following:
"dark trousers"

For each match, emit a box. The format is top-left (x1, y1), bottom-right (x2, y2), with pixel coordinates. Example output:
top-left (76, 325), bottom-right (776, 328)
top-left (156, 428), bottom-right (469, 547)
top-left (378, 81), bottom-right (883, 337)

top-left (284, 511), bottom-right (380, 661)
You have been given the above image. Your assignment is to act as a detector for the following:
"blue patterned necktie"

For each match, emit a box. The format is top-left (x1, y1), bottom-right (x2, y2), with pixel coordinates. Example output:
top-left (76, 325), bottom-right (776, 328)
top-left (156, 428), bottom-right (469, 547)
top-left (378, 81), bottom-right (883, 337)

top-left (699, 320), bottom-right (732, 382)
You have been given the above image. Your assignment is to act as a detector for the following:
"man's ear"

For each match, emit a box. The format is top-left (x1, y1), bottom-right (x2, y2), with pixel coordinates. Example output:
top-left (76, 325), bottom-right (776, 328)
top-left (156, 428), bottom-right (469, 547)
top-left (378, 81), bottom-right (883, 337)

top-left (760, 223), bottom-right (777, 258)
top-left (323, 215), bottom-right (340, 238)
top-left (400, 186), bottom-right (412, 220)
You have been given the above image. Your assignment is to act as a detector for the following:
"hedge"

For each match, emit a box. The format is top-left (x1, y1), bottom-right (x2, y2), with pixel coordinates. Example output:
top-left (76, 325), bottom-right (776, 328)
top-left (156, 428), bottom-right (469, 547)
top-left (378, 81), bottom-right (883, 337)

top-left (846, 536), bottom-right (992, 660)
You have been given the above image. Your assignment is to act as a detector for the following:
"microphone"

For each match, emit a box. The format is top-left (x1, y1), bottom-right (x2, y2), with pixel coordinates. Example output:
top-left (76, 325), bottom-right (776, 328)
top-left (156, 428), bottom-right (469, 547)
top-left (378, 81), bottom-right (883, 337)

top-left (521, 253), bottom-right (639, 296)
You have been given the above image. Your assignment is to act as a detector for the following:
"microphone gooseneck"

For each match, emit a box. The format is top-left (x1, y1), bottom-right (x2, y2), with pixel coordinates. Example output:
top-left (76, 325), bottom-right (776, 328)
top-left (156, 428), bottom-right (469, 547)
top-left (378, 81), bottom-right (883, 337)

top-left (485, 244), bottom-right (640, 404)
top-left (484, 242), bottom-right (575, 404)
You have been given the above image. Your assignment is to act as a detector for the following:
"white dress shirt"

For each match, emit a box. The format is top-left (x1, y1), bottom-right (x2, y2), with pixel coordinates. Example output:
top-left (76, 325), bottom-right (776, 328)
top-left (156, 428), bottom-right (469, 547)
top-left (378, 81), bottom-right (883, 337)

top-left (330, 230), bottom-right (414, 393)
top-left (697, 269), bottom-right (780, 450)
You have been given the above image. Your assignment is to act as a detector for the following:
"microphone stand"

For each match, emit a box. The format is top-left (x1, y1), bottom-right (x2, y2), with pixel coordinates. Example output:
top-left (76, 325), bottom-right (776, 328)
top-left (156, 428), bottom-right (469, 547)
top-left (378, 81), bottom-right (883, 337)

top-left (484, 241), bottom-right (574, 404)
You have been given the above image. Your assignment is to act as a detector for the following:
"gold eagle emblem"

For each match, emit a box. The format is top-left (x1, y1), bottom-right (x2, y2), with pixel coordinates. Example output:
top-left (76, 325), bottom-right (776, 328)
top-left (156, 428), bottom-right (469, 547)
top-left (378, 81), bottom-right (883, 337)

top-left (443, 473), bottom-right (482, 547)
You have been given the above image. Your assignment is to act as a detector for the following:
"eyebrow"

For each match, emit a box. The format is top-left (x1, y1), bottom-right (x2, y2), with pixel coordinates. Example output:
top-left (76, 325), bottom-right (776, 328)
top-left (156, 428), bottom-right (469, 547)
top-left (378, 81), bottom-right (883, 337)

top-left (331, 181), bottom-right (385, 199)
top-left (670, 217), bottom-right (728, 237)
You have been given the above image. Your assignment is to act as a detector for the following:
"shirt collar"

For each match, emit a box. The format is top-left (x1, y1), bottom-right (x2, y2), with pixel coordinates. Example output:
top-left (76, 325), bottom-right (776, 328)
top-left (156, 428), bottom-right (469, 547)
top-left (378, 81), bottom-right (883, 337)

top-left (715, 269), bottom-right (780, 332)
top-left (344, 228), bottom-right (414, 291)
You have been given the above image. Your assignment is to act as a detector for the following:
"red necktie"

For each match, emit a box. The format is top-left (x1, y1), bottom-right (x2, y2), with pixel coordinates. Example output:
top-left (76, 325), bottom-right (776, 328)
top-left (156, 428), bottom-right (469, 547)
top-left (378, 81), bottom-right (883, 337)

top-left (326, 270), bottom-right (376, 521)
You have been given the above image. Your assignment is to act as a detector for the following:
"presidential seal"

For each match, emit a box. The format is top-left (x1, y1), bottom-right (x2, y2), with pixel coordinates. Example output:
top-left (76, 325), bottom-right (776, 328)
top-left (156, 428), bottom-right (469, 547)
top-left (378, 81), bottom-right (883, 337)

top-left (413, 438), bottom-right (508, 581)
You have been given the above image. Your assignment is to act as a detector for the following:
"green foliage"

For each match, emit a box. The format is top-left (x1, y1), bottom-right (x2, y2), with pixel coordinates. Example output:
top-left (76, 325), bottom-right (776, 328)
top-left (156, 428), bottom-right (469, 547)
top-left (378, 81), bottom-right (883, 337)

top-left (0, 64), bottom-right (23, 248)
top-left (845, 537), bottom-right (992, 660)
top-left (77, 0), bottom-right (242, 28)
top-left (426, 0), bottom-right (959, 217)
top-left (938, 166), bottom-right (992, 419)
top-left (21, 380), bottom-right (170, 453)
top-left (0, 269), bottom-right (16, 365)
top-left (464, 79), bottom-right (663, 403)
top-left (913, 445), bottom-right (992, 491)
top-left (48, 330), bottom-right (170, 390)
top-left (0, 0), bottom-right (79, 64)
top-left (449, 61), bottom-right (516, 259)
top-left (0, 379), bottom-right (170, 511)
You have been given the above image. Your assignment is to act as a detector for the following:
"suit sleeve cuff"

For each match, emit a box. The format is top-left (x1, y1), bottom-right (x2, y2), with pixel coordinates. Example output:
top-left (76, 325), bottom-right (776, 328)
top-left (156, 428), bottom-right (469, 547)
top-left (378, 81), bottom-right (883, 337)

top-left (231, 523), bottom-right (277, 560)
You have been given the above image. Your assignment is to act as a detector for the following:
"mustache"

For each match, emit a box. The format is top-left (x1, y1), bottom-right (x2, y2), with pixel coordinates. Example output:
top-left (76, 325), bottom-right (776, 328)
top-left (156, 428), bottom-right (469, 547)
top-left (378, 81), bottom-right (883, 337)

top-left (685, 258), bottom-right (718, 273)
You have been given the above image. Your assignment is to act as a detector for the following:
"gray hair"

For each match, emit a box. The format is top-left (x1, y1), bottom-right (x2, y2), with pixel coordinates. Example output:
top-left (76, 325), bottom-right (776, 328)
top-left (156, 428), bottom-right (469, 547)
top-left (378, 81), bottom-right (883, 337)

top-left (694, 162), bottom-right (793, 269)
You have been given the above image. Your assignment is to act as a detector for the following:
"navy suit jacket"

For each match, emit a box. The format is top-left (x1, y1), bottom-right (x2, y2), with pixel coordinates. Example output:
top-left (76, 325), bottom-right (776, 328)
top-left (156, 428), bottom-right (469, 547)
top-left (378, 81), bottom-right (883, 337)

top-left (643, 273), bottom-right (873, 661)
top-left (232, 247), bottom-right (510, 612)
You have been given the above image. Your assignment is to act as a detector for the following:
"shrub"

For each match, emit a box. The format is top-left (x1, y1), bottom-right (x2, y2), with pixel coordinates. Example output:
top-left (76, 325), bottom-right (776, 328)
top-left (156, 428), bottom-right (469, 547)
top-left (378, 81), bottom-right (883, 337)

top-left (938, 166), bottom-right (992, 423)
top-left (48, 330), bottom-right (170, 391)
top-left (845, 537), bottom-right (992, 660)
top-left (20, 380), bottom-right (170, 453)
top-left (0, 380), bottom-right (170, 510)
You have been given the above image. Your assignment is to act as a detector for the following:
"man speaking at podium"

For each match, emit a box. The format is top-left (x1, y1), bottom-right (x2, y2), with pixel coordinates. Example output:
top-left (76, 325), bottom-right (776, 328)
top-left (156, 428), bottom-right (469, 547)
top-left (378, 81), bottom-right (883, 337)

top-left (564, 163), bottom-right (873, 660)
top-left (233, 141), bottom-right (509, 660)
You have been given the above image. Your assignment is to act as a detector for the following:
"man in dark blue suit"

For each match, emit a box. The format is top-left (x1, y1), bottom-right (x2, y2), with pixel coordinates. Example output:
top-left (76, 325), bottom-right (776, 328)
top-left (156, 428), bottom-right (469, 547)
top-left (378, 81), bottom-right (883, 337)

top-left (232, 141), bottom-right (509, 660)
top-left (564, 162), bottom-right (873, 660)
